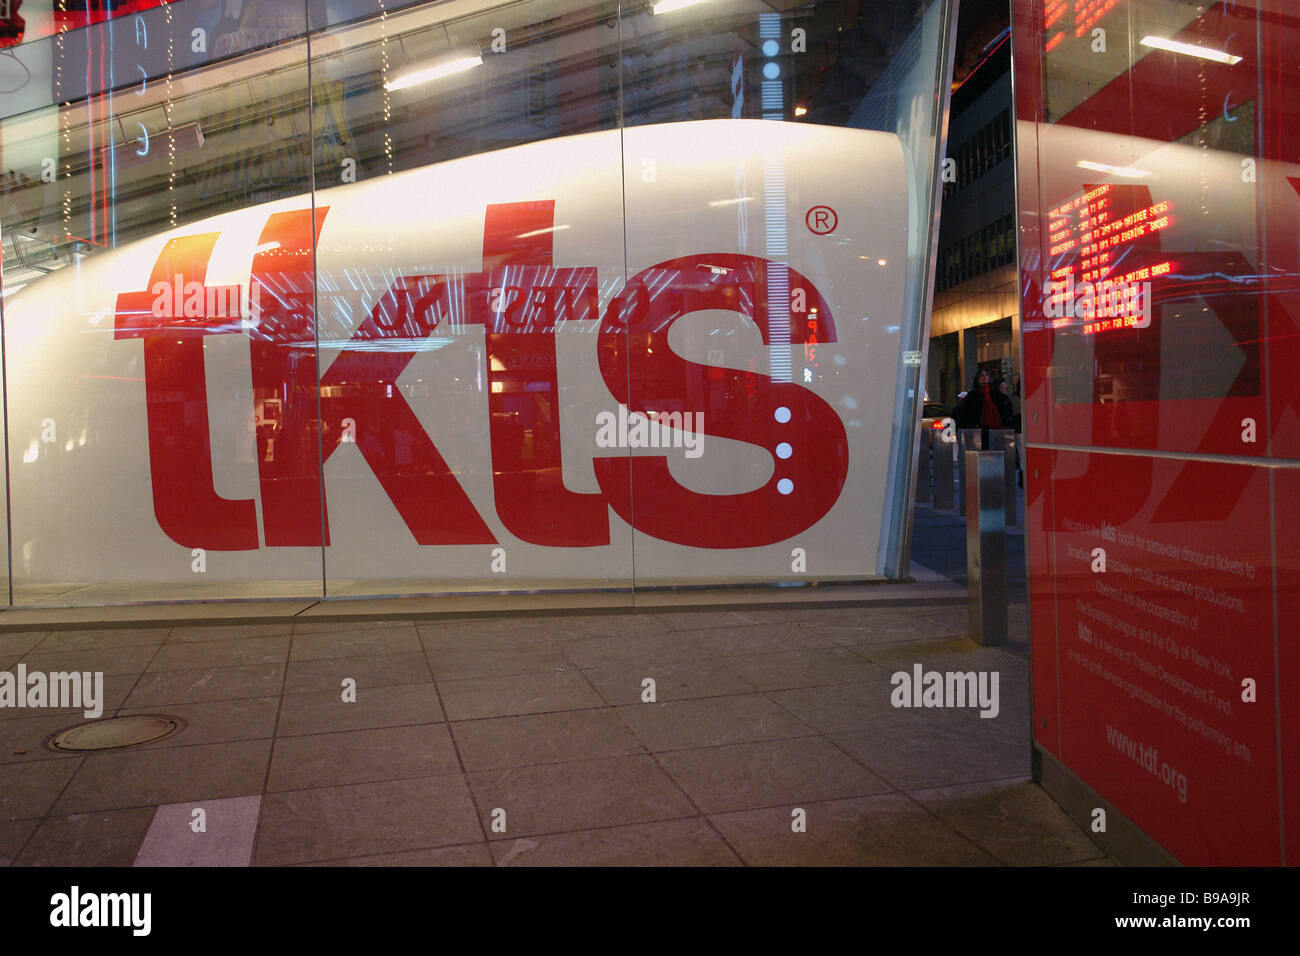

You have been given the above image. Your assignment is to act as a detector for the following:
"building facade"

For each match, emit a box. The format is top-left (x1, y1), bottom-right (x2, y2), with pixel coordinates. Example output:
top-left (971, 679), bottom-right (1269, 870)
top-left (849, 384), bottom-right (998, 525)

top-left (929, 9), bottom-right (1017, 409)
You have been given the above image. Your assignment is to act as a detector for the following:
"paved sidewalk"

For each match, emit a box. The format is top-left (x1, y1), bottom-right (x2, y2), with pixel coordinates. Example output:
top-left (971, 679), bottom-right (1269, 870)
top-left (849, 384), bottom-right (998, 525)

top-left (0, 601), bottom-right (1113, 866)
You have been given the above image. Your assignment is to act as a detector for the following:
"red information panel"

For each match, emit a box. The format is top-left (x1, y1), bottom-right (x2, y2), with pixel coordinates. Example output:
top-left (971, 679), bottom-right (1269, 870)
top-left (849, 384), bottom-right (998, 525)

top-left (1016, 0), bottom-right (1299, 863)
top-left (1047, 450), bottom-right (1278, 864)
top-left (1276, 469), bottom-right (1300, 865)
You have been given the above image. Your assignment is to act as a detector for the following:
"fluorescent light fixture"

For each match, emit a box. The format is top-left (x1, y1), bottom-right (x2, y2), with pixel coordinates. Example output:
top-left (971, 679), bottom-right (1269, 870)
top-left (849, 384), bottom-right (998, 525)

top-left (514, 225), bottom-right (572, 238)
top-left (707, 197), bottom-right (754, 207)
top-left (385, 54), bottom-right (483, 92)
top-left (1076, 159), bottom-right (1150, 179)
top-left (1139, 35), bottom-right (1242, 65)
top-left (652, 0), bottom-right (708, 14)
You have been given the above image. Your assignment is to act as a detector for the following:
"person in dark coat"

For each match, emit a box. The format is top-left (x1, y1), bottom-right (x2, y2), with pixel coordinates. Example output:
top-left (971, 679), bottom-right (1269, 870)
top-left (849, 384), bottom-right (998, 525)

top-left (953, 369), bottom-right (1014, 449)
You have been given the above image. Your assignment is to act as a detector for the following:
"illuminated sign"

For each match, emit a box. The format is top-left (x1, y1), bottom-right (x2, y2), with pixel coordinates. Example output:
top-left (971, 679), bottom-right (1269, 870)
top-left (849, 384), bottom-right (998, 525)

top-left (1044, 0), bottom-right (1125, 51)
top-left (1044, 184), bottom-right (1174, 336)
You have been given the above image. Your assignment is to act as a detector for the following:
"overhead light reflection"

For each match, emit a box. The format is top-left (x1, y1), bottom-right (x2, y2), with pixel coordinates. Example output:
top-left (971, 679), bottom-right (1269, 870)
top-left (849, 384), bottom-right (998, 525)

top-left (1139, 35), bottom-right (1242, 65)
top-left (516, 225), bottom-right (570, 238)
top-left (1076, 159), bottom-right (1151, 179)
top-left (652, 0), bottom-right (708, 14)
top-left (384, 54), bottom-right (483, 91)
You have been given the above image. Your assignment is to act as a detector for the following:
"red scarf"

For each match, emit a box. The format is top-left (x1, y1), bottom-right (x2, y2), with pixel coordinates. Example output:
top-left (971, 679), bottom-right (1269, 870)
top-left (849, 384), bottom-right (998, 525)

top-left (978, 384), bottom-right (1002, 429)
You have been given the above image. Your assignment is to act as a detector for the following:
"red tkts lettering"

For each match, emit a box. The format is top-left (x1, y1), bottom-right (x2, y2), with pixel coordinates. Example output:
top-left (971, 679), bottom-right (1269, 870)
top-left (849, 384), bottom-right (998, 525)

top-left (114, 202), bottom-right (849, 551)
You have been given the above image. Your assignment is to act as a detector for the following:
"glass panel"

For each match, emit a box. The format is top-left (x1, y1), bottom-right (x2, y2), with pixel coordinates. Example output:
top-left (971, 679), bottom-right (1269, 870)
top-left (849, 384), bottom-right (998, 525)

top-left (0, 0), bottom-right (957, 605)
top-left (309, 0), bottom-right (631, 597)
top-left (618, 0), bottom-right (956, 584)
top-left (1, 5), bottom-right (323, 605)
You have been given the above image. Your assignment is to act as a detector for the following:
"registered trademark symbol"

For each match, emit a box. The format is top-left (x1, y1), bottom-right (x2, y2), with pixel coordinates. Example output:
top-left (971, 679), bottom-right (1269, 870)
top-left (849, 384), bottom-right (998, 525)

top-left (805, 205), bottom-right (838, 235)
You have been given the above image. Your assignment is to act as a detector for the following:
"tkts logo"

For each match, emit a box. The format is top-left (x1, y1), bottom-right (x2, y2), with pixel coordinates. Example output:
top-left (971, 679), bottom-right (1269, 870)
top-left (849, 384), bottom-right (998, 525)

top-left (114, 202), bottom-right (849, 552)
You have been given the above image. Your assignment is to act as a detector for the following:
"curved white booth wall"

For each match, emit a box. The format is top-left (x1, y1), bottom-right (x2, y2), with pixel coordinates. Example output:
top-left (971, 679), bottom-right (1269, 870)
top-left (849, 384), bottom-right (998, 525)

top-left (3, 119), bottom-right (909, 597)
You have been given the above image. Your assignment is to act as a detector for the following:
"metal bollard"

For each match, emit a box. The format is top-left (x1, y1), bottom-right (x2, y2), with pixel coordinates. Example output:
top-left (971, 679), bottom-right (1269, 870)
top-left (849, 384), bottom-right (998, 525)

top-left (956, 429), bottom-right (982, 516)
top-left (965, 449), bottom-right (1008, 646)
top-left (915, 427), bottom-right (932, 500)
top-left (989, 428), bottom-right (1017, 528)
top-left (932, 425), bottom-right (955, 509)
top-left (1006, 437), bottom-right (1020, 528)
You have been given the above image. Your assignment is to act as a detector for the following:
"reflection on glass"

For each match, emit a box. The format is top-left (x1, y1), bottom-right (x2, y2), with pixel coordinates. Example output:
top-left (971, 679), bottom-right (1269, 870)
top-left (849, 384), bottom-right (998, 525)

top-left (0, 0), bottom-right (953, 604)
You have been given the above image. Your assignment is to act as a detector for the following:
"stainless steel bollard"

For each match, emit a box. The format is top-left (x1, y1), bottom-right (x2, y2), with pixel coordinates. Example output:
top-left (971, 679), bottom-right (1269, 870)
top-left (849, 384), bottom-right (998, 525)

top-left (932, 425), bottom-right (955, 509)
top-left (989, 428), bottom-right (1017, 528)
top-left (1006, 437), bottom-right (1020, 528)
top-left (915, 427), bottom-right (932, 500)
top-left (956, 429), bottom-right (982, 516)
top-left (966, 449), bottom-right (1008, 646)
